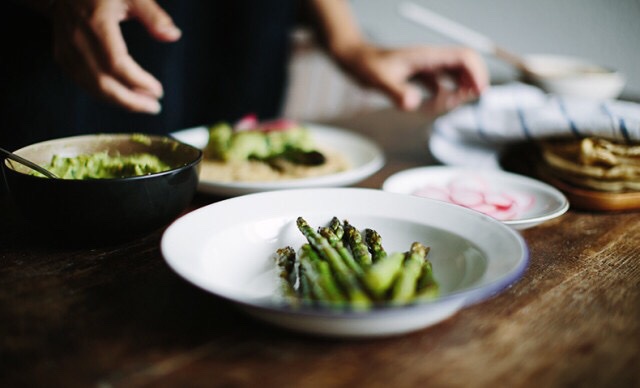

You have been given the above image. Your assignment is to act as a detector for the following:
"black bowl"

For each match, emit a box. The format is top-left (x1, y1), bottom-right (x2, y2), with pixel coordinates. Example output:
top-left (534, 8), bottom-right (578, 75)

top-left (2, 133), bottom-right (202, 244)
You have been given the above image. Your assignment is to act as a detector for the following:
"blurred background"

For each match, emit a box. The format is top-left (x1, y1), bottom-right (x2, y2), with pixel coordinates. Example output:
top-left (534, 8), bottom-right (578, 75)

top-left (284, 0), bottom-right (640, 122)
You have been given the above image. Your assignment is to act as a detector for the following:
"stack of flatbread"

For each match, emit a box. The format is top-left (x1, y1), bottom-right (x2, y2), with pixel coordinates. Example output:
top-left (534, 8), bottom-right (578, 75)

top-left (539, 137), bottom-right (640, 193)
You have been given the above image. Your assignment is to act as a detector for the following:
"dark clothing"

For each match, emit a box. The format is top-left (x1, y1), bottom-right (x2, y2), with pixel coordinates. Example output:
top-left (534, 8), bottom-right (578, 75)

top-left (0, 1), bottom-right (297, 152)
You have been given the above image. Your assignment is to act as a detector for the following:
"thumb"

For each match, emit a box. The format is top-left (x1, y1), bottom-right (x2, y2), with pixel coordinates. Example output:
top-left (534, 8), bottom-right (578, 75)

top-left (129, 0), bottom-right (181, 42)
top-left (380, 80), bottom-right (422, 111)
top-left (400, 84), bottom-right (423, 111)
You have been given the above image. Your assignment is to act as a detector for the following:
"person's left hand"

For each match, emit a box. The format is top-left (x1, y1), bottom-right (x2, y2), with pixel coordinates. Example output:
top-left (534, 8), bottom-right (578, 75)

top-left (337, 44), bottom-right (489, 111)
top-left (49, 0), bottom-right (182, 114)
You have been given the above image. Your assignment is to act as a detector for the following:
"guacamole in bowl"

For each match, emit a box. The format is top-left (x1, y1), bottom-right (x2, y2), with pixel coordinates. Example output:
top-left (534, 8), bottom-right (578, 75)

top-left (2, 133), bottom-right (202, 244)
top-left (35, 152), bottom-right (172, 179)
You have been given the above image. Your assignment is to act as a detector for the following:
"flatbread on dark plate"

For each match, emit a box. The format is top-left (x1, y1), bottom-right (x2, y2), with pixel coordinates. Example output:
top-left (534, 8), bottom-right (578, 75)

top-left (499, 139), bottom-right (640, 212)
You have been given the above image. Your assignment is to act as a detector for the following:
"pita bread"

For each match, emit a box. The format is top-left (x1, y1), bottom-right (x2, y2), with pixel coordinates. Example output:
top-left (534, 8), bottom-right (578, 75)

top-left (539, 137), bottom-right (640, 192)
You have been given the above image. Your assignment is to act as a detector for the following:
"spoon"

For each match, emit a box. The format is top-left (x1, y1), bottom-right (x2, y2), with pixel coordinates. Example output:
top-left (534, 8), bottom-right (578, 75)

top-left (397, 1), bottom-right (541, 78)
top-left (397, 1), bottom-right (624, 99)
top-left (0, 147), bottom-right (58, 178)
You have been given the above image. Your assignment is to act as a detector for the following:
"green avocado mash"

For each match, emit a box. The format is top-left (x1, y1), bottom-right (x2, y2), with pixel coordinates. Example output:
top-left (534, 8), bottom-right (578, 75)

top-left (34, 152), bottom-right (171, 179)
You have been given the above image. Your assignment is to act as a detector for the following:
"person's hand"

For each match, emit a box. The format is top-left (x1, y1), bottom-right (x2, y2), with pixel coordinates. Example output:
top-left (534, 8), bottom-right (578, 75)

top-left (337, 44), bottom-right (489, 112)
top-left (49, 0), bottom-right (182, 113)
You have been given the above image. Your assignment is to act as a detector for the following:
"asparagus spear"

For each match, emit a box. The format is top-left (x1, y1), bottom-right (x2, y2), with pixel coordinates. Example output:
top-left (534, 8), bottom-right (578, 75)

top-left (296, 217), bottom-right (371, 308)
top-left (391, 242), bottom-right (428, 304)
top-left (343, 221), bottom-right (373, 267)
top-left (318, 226), bottom-right (363, 277)
top-left (299, 243), bottom-right (345, 304)
top-left (415, 249), bottom-right (439, 301)
top-left (329, 216), bottom-right (344, 240)
top-left (364, 228), bottom-right (386, 263)
top-left (362, 251), bottom-right (405, 298)
top-left (274, 246), bottom-right (298, 301)
top-left (297, 264), bottom-right (313, 303)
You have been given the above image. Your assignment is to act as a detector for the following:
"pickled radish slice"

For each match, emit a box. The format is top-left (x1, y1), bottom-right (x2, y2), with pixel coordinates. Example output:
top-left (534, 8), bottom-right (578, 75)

top-left (448, 176), bottom-right (488, 192)
top-left (235, 113), bottom-right (258, 130)
top-left (234, 114), bottom-right (298, 132)
top-left (503, 191), bottom-right (536, 212)
top-left (260, 118), bottom-right (298, 131)
top-left (411, 175), bottom-right (536, 221)
top-left (484, 193), bottom-right (515, 210)
top-left (449, 189), bottom-right (483, 207)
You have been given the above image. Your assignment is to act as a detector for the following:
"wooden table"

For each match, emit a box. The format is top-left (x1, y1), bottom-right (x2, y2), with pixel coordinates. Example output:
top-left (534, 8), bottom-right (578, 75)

top-left (1, 107), bottom-right (639, 387)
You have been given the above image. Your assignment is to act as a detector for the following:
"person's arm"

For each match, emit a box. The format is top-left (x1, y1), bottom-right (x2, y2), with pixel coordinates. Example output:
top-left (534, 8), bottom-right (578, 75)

top-left (308, 0), bottom-right (489, 111)
top-left (21, 0), bottom-right (182, 114)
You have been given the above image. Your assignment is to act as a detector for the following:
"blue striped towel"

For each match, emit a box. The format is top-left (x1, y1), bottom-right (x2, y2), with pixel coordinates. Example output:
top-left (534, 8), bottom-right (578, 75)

top-left (434, 83), bottom-right (640, 144)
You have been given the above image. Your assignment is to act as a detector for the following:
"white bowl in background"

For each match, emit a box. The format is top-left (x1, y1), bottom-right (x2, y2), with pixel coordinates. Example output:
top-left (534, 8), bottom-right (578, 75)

top-left (522, 54), bottom-right (626, 99)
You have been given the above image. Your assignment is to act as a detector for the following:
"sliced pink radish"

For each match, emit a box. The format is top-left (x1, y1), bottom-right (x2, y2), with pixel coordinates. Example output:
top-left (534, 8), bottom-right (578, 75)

top-left (409, 173), bottom-right (537, 222)
top-left (448, 175), bottom-right (488, 192)
top-left (467, 203), bottom-right (497, 214)
top-left (484, 193), bottom-right (515, 210)
top-left (503, 192), bottom-right (536, 212)
top-left (449, 189), bottom-right (484, 207)
top-left (234, 113), bottom-right (258, 131)
top-left (487, 207), bottom-right (518, 221)
top-left (260, 118), bottom-right (298, 132)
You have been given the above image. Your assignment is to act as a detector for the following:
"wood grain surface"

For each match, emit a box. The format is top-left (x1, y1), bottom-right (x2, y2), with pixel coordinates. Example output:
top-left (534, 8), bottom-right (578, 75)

top-left (1, 108), bottom-right (639, 388)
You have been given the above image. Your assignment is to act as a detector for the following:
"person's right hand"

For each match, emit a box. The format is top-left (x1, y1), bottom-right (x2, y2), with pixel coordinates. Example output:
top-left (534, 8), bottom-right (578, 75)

top-left (50, 0), bottom-right (182, 114)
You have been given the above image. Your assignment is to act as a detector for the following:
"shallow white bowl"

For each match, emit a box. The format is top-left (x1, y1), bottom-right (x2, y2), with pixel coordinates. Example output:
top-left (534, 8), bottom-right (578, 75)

top-left (161, 188), bottom-right (528, 338)
top-left (523, 54), bottom-right (626, 99)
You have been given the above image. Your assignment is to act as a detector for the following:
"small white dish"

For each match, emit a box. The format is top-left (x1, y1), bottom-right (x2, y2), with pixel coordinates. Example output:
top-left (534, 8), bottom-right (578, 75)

top-left (161, 188), bottom-right (528, 338)
top-left (382, 166), bottom-right (569, 230)
top-left (523, 54), bottom-right (626, 100)
top-left (170, 124), bottom-right (385, 196)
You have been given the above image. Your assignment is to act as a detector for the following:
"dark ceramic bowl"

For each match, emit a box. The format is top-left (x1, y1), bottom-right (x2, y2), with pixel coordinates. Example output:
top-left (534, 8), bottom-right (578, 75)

top-left (2, 133), bottom-right (202, 244)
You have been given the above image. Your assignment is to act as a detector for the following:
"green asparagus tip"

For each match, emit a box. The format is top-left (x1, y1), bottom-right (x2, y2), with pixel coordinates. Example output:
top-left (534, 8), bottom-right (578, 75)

top-left (410, 241), bottom-right (428, 258)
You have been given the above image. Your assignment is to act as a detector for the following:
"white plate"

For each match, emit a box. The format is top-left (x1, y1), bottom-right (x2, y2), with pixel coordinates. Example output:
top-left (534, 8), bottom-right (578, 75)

top-left (382, 166), bottom-right (569, 230)
top-left (170, 124), bottom-right (385, 196)
top-left (429, 118), bottom-right (503, 169)
top-left (161, 188), bottom-right (528, 338)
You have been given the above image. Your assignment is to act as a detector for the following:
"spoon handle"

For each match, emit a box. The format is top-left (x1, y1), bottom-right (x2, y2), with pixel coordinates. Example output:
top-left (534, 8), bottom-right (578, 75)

top-left (398, 1), bottom-right (530, 74)
top-left (0, 147), bottom-right (58, 178)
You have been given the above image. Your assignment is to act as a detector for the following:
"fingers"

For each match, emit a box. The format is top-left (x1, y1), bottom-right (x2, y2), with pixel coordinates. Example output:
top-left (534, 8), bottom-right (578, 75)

top-left (90, 3), bottom-right (164, 99)
top-left (50, 0), bottom-right (179, 114)
top-left (418, 46), bottom-right (489, 95)
top-left (400, 85), bottom-right (424, 111)
top-left (373, 71), bottom-right (423, 112)
top-left (449, 48), bottom-right (489, 95)
top-left (128, 0), bottom-right (182, 42)
top-left (344, 48), bottom-right (426, 112)
top-left (389, 46), bottom-right (489, 111)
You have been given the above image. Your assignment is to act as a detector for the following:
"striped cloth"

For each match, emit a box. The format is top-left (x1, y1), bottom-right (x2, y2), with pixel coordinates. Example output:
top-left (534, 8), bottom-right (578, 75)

top-left (434, 83), bottom-right (640, 144)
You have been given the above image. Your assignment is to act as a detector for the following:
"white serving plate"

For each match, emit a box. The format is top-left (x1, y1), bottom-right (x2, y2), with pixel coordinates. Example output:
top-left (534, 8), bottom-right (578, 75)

top-left (429, 118), bottom-right (503, 169)
top-left (382, 166), bottom-right (569, 230)
top-left (161, 188), bottom-right (528, 338)
top-left (170, 124), bottom-right (385, 196)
